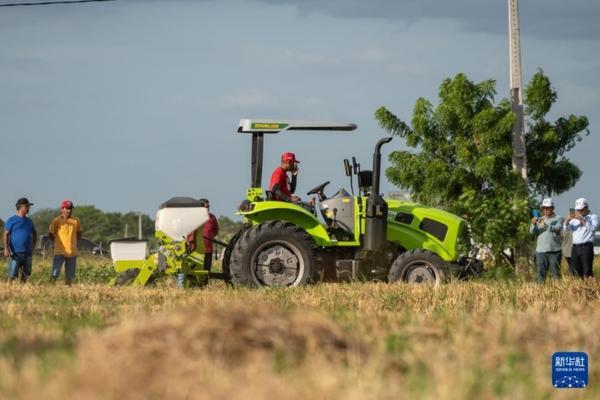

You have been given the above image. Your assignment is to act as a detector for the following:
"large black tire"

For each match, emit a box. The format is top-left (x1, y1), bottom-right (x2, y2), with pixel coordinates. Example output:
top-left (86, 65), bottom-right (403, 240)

top-left (221, 225), bottom-right (251, 282)
top-left (115, 268), bottom-right (140, 286)
top-left (230, 221), bottom-right (318, 287)
top-left (388, 249), bottom-right (449, 286)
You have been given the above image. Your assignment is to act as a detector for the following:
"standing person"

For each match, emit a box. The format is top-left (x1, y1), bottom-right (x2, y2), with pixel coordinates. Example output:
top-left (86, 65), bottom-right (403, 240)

top-left (564, 198), bottom-right (599, 278)
top-left (198, 198), bottom-right (219, 271)
top-left (269, 152), bottom-right (301, 202)
top-left (3, 198), bottom-right (37, 283)
top-left (177, 198), bottom-right (220, 287)
top-left (49, 200), bottom-right (82, 285)
top-left (561, 229), bottom-right (574, 276)
top-left (529, 198), bottom-right (564, 283)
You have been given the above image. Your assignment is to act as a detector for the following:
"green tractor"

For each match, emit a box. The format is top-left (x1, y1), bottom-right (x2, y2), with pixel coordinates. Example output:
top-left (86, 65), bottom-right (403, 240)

top-left (224, 119), bottom-right (482, 287)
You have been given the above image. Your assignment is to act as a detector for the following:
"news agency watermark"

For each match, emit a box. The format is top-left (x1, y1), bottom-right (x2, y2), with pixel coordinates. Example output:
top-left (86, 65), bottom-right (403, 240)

top-left (552, 352), bottom-right (588, 389)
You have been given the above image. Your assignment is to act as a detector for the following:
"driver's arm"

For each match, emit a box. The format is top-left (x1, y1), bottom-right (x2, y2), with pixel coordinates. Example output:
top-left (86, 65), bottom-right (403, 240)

top-left (290, 174), bottom-right (297, 194)
top-left (271, 184), bottom-right (292, 202)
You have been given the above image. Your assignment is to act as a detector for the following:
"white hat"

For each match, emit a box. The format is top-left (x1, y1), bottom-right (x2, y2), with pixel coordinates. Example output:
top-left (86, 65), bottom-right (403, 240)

top-left (575, 198), bottom-right (589, 210)
top-left (541, 198), bottom-right (554, 208)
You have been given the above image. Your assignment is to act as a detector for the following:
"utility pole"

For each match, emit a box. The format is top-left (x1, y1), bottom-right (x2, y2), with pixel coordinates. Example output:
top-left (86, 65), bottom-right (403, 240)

top-left (508, 0), bottom-right (527, 181)
top-left (508, 0), bottom-right (529, 276)
top-left (138, 213), bottom-right (143, 240)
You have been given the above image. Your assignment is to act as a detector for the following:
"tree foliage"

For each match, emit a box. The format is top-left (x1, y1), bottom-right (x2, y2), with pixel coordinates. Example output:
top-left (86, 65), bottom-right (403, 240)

top-left (26, 206), bottom-right (243, 250)
top-left (375, 71), bottom-right (589, 263)
top-left (216, 216), bottom-right (244, 242)
top-left (29, 206), bottom-right (155, 246)
top-left (525, 70), bottom-right (589, 197)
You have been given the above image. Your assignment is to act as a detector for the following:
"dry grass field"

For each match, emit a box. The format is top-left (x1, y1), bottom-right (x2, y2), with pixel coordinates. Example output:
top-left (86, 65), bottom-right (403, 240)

top-left (0, 256), bottom-right (599, 399)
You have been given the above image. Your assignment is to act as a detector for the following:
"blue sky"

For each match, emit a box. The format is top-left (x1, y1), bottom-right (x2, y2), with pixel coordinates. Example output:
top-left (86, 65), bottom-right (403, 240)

top-left (1, 0), bottom-right (598, 221)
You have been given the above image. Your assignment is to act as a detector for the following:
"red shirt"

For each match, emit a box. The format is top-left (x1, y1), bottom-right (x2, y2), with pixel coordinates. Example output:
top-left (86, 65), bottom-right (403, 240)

top-left (202, 213), bottom-right (219, 253)
top-left (269, 166), bottom-right (290, 200)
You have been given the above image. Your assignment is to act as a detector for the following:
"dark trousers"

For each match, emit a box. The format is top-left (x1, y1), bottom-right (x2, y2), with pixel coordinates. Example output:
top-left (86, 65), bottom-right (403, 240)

top-left (565, 257), bottom-right (575, 276)
top-left (204, 252), bottom-right (213, 271)
top-left (536, 251), bottom-right (562, 283)
top-left (571, 243), bottom-right (594, 278)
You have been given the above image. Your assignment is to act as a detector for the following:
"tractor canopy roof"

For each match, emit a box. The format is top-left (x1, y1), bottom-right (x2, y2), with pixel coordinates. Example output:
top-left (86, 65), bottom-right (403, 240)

top-left (237, 119), bottom-right (357, 134)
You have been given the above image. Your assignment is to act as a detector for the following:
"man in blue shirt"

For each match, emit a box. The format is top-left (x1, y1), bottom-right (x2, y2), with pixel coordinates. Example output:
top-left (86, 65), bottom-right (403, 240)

top-left (564, 197), bottom-right (599, 278)
top-left (3, 198), bottom-right (37, 283)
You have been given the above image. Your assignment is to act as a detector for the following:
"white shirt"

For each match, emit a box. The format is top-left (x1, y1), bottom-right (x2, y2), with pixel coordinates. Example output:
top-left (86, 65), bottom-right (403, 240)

top-left (564, 213), bottom-right (599, 245)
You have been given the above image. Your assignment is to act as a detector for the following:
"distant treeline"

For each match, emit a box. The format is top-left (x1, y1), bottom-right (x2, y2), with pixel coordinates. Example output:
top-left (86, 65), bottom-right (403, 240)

top-left (1, 206), bottom-right (243, 248)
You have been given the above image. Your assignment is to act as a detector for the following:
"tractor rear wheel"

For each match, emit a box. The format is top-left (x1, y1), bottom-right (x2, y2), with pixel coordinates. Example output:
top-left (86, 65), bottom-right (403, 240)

top-left (222, 224), bottom-right (251, 282)
top-left (388, 249), bottom-right (448, 286)
top-left (230, 221), bottom-right (317, 287)
top-left (115, 268), bottom-right (140, 286)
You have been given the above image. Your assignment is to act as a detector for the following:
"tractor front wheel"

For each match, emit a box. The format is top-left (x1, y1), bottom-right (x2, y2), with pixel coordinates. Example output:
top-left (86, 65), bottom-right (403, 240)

top-left (388, 249), bottom-right (448, 286)
top-left (230, 221), bottom-right (317, 287)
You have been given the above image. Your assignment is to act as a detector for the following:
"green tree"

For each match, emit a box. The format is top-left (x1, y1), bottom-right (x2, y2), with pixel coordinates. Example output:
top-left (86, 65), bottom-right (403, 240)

top-left (28, 208), bottom-right (57, 236)
top-left (216, 216), bottom-right (244, 242)
top-left (29, 206), bottom-right (155, 247)
top-left (29, 206), bottom-right (243, 251)
top-left (375, 71), bottom-right (588, 265)
top-left (524, 70), bottom-right (589, 196)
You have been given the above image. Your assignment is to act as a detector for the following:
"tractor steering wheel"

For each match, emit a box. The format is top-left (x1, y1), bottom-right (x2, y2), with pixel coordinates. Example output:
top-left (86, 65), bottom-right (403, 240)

top-left (307, 181), bottom-right (330, 201)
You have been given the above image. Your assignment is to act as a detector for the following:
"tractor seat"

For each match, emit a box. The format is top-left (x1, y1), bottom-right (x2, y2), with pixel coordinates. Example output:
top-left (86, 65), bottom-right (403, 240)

top-left (265, 191), bottom-right (316, 216)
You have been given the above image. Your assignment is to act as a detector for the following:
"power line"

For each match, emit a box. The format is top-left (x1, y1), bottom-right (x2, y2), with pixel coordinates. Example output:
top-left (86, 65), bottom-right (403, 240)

top-left (0, 0), bottom-right (115, 7)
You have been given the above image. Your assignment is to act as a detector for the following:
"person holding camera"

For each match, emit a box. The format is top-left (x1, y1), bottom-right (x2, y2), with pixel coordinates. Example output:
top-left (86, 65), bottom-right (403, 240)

top-left (564, 198), bottom-right (599, 278)
top-left (530, 198), bottom-right (564, 283)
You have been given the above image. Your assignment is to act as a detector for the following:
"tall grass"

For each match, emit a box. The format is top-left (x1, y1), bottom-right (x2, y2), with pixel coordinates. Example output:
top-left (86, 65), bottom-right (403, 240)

top-left (0, 257), bottom-right (598, 399)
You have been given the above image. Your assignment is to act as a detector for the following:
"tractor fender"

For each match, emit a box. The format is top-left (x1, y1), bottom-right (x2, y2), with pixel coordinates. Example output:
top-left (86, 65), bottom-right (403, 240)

top-left (238, 201), bottom-right (332, 247)
top-left (387, 222), bottom-right (455, 261)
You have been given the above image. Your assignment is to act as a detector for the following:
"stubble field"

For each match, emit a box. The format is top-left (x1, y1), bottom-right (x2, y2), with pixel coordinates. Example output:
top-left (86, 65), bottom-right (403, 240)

top-left (0, 256), bottom-right (599, 399)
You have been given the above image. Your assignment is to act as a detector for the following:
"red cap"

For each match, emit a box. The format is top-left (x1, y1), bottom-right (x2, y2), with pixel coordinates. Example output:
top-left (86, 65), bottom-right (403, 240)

top-left (281, 152), bottom-right (300, 164)
top-left (60, 200), bottom-right (74, 209)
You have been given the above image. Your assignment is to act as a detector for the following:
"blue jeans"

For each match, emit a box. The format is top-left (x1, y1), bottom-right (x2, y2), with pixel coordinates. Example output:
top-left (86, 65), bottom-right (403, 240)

top-left (536, 251), bottom-right (562, 283)
top-left (8, 253), bottom-right (33, 279)
top-left (51, 255), bottom-right (77, 281)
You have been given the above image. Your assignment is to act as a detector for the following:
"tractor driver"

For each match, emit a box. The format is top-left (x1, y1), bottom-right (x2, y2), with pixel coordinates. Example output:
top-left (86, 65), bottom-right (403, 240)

top-left (269, 152), bottom-right (301, 202)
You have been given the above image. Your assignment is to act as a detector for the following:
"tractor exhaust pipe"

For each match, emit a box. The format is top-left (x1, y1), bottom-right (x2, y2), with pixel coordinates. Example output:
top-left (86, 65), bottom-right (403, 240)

top-left (364, 137), bottom-right (393, 252)
top-left (371, 137), bottom-right (392, 197)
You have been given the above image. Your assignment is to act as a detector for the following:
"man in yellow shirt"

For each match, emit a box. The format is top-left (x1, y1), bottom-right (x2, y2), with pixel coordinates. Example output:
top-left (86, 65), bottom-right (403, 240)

top-left (49, 200), bottom-right (82, 285)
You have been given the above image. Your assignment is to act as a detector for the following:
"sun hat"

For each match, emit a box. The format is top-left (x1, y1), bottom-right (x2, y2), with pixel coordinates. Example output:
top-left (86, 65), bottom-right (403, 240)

top-left (541, 198), bottom-right (554, 208)
top-left (575, 198), bottom-right (588, 210)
